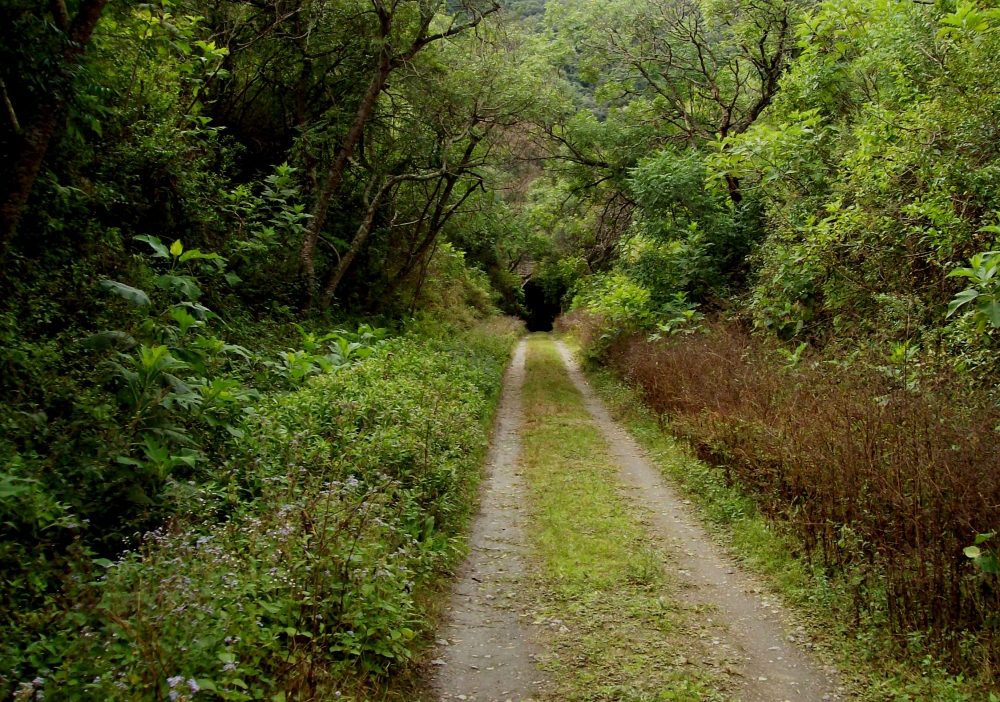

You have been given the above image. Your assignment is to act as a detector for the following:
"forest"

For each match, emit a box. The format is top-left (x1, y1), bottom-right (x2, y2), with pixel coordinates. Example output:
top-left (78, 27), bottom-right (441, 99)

top-left (2, 0), bottom-right (1000, 697)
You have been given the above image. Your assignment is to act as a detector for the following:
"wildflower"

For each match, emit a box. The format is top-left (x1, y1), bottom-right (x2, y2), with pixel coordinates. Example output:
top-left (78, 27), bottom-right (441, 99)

top-left (168, 676), bottom-right (185, 688)
top-left (187, 679), bottom-right (200, 692)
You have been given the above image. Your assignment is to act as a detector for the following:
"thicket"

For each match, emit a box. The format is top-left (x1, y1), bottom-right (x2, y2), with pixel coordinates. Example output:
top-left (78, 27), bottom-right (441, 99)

top-left (2, 319), bottom-right (521, 700)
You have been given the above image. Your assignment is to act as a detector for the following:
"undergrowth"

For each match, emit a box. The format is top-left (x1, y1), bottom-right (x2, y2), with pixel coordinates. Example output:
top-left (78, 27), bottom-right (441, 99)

top-left (2, 319), bottom-right (522, 701)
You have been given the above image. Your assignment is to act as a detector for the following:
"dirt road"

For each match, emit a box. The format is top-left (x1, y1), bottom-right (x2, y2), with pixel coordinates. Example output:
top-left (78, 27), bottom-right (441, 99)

top-left (428, 335), bottom-right (839, 701)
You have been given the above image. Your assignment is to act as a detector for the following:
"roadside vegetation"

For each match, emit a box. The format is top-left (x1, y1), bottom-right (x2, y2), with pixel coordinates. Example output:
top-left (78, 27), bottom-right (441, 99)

top-left (572, 334), bottom-right (994, 700)
top-left (4, 319), bottom-right (521, 700)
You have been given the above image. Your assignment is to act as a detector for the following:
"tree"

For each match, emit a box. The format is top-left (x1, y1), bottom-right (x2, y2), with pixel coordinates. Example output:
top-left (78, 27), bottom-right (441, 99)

top-left (297, 0), bottom-right (501, 301)
top-left (0, 0), bottom-right (109, 249)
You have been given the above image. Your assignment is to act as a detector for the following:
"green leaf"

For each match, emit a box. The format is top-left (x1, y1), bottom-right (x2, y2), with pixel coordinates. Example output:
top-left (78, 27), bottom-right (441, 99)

top-left (224, 271), bottom-right (242, 286)
top-left (946, 288), bottom-right (980, 317)
top-left (975, 532), bottom-right (995, 545)
top-left (156, 274), bottom-right (202, 301)
top-left (135, 235), bottom-right (170, 258)
top-left (978, 553), bottom-right (1000, 575)
top-left (964, 545), bottom-right (981, 558)
top-left (0, 475), bottom-right (33, 498)
top-left (978, 298), bottom-right (1000, 328)
top-left (170, 307), bottom-right (199, 335)
top-left (178, 249), bottom-right (223, 263)
top-left (92, 558), bottom-right (114, 568)
top-left (170, 239), bottom-right (184, 256)
top-left (100, 279), bottom-right (151, 307)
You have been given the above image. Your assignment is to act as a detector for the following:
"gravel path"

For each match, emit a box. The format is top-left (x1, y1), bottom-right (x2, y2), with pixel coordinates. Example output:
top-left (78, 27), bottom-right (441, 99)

top-left (430, 339), bottom-right (543, 702)
top-left (555, 340), bottom-right (841, 702)
top-left (426, 336), bottom-right (842, 702)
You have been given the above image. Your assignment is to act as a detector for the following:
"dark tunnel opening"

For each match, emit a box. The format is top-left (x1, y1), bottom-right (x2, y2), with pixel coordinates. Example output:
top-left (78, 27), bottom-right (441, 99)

top-left (522, 279), bottom-right (561, 332)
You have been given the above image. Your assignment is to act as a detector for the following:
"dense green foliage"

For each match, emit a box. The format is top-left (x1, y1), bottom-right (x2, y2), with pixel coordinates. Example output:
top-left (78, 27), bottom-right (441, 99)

top-left (526, 0), bottom-right (1000, 689)
top-left (6, 0), bottom-right (1000, 693)
top-left (2, 0), bottom-right (534, 692)
top-left (3, 322), bottom-right (519, 700)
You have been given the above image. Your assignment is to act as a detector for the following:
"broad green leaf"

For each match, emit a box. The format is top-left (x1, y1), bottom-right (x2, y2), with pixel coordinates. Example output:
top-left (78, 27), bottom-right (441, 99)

top-left (0, 475), bottom-right (33, 498)
top-left (964, 545), bottom-right (981, 558)
top-left (170, 307), bottom-right (199, 335)
top-left (978, 298), bottom-right (1000, 328)
top-left (978, 553), bottom-right (1000, 575)
top-left (179, 249), bottom-right (223, 262)
top-left (156, 274), bottom-right (202, 300)
top-left (135, 235), bottom-right (170, 258)
top-left (170, 239), bottom-right (184, 256)
top-left (100, 279), bottom-right (151, 307)
top-left (946, 288), bottom-right (979, 317)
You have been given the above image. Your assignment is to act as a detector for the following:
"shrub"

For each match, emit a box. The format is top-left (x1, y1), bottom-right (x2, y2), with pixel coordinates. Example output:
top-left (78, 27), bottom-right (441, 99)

top-left (2, 322), bottom-right (521, 700)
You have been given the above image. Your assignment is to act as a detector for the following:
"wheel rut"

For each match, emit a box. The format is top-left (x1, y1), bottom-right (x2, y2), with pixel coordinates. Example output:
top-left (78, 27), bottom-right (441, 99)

top-left (429, 339), bottom-right (542, 702)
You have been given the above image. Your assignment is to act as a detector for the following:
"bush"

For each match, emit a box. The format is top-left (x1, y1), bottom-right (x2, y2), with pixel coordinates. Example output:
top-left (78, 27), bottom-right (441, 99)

top-left (1, 322), bottom-right (521, 701)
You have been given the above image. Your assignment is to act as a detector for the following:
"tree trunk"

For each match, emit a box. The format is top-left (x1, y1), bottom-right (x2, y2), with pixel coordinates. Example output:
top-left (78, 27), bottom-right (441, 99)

top-left (0, 104), bottom-right (59, 249)
top-left (725, 173), bottom-right (743, 205)
top-left (382, 177), bottom-right (479, 301)
top-left (320, 185), bottom-right (386, 306)
top-left (0, 0), bottom-right (109, 251)
top-left (299, 50), bottom-right (392, 297)
top-left (321, 170), bottom-right (444, 305)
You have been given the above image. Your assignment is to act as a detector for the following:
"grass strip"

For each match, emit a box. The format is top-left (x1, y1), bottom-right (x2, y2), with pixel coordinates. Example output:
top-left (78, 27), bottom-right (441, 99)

top-left (518, 334), bottom-right (728, 702)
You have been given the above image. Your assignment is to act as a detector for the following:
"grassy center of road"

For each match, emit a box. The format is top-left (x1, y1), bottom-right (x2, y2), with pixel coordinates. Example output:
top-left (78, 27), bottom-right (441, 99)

top-left (518, 334), bottom-right (727, 701)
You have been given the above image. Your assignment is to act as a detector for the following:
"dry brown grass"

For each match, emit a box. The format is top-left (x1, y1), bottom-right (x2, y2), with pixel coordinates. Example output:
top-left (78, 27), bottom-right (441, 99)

top-left (561, 313), bottom-right (1000, 671)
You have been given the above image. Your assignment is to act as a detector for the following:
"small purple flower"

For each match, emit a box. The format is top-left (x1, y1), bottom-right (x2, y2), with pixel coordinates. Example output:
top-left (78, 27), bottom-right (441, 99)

top-left (167, 676), bottom-right (185, 689)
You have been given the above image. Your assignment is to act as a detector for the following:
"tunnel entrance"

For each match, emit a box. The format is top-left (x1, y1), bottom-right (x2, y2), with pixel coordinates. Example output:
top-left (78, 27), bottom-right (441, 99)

top-left (522, 279), bottom-right (561, 332)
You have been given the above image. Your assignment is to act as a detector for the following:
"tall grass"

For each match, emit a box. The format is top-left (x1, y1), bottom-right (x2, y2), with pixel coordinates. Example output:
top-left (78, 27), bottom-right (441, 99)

top-left (561, 314), bottom-right (1000, 673)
